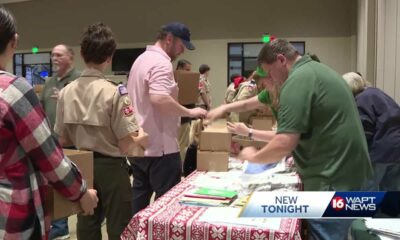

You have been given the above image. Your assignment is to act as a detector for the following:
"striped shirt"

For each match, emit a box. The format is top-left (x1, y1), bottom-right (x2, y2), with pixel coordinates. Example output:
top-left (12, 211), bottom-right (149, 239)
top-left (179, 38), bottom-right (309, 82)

top-left (0, 71), bottom-right (86, 240)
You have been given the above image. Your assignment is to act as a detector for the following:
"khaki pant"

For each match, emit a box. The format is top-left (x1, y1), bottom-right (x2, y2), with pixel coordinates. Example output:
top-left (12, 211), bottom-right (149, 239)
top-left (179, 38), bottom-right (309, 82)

top-left (178, 122), bottom-right (191, 165)
top-left (77, 156), bottom-right (132, 240)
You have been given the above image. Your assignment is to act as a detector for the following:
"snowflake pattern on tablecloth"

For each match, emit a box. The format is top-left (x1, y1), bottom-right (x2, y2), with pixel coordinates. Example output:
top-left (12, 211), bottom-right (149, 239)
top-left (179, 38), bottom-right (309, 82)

top-left (230, 227), bottom-right (247, 240)
top-left (172, 221), bottom-right (184, 234)
top-left (252, 231), bottom-right (267, 240)
top-left (210, 225), bottom-right (226, 239)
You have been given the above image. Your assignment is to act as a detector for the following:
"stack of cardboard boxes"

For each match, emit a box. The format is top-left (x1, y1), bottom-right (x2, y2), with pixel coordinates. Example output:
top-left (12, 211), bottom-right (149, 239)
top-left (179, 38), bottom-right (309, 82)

top-left (197, 120), bottom-right (232, 172)
top-left (231, 114), bottom-right (275, 150)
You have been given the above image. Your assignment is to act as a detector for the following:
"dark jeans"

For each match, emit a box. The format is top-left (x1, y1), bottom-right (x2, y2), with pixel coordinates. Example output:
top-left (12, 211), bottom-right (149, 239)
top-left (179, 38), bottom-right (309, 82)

top-left (307, 219), bottom-right (353, 240)
top-left (363, 162), bottom-right (400, 191)
top-left (129, 152), bottom-right (182, 216)
top-left (49, 218), bottom-right (69, 239)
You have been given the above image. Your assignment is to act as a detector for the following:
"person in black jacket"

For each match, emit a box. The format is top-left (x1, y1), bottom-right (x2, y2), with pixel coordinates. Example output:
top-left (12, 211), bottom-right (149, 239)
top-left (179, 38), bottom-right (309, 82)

top-left (343, 72), bottom-right (400, 191)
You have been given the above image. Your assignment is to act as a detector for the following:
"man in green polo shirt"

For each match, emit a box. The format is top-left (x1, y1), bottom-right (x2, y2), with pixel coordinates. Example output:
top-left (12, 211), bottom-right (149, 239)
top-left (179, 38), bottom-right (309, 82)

top-left (41, 44), bottom-right (80, 130)
top-left (236, 39), bottom-right (372, 239)
top-left (40, 44), bottom-right (80, 240)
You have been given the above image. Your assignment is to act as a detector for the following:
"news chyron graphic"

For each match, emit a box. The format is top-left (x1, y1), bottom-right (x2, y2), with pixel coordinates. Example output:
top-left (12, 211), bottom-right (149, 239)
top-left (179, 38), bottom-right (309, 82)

top-left (240, 192), bottom-right (400, 218)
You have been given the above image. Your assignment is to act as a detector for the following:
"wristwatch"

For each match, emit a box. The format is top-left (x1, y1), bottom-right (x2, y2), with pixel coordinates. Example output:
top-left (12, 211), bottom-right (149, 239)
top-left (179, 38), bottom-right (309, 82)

top-left (248, 128), bottom-right (253, 139)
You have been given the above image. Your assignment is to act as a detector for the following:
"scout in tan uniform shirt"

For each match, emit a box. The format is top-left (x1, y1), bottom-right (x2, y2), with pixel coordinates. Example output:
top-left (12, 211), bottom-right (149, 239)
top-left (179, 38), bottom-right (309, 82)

top-left (54, 22), bottom-right (147, 240)
top-left (224, 82), bottom-right (236, 104)
top-left (55, 69), bottom-right (145, 157)
top-left (196, 64), bottom-right (211, 109)
top-left (230, 79), bottom-right (258, 123)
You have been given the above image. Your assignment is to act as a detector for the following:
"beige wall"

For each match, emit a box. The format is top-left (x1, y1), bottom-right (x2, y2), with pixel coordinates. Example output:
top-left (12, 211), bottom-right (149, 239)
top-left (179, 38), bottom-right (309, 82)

top-left (6, 0), bottom-right (356, 49)
top-left (4, 0), bottom-right (357, 106)
top-left (7, 36), bottom-right (355, 107)
top-left (356, 0), bottom-right (376, 84)
top-left (375, 0), bottom-right (400, 103)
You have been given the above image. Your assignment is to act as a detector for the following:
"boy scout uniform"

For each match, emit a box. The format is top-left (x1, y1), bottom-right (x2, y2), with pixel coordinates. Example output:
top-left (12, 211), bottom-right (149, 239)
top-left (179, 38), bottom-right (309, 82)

top-left (196, 75), bottom-right (211, 109)
top-left (54, 68), bottom-right (138, 240)
top-left (230, 80), bottom-right (258, 123)
top-left (224, 82), bottom-right (236, 104)
top-left (40, 68), bottom-right (80, 128)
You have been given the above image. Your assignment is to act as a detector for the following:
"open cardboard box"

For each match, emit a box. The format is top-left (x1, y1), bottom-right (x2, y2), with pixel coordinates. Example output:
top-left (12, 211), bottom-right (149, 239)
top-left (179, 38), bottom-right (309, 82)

top-left (251, 116), bottom-right (275, 131)
top-left (199, 120), bottom-right (232, 152)
top-left (231, 135), bottom-right (266, 149)
top-left (46, 149), bottom-right (93, 220)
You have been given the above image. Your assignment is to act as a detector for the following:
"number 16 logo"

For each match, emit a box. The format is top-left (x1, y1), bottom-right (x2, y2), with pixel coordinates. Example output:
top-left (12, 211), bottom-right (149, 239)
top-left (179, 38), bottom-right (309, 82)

top-left (331, 196), bottom-right (345, 211)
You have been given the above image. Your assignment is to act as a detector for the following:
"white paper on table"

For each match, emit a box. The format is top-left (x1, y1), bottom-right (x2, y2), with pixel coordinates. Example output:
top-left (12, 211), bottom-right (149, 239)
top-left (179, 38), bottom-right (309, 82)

top-left (192, 171), bottom-right (242, 190)
top-left (238, 172), bottom-right (299, 187)
top-left (365, 219), bottom-right (400, 238)
top-left (198, 207), bottom-right (282, 230)
top-left (376, 234), bottom-right (398, 240)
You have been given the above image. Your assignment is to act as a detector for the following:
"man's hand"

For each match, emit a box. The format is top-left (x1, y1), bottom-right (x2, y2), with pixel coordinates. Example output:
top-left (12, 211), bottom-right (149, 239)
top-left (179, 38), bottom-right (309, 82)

top-left (206, 105), bottom-right (227, 122)
top-left (237, 146), bottom-right (258, 162)
top-left (226, 122), bottom-right (250, 136)
top-left (79, 189), bottom-right (98, 215)
top-left (189, 107), bottom-right (207, 118)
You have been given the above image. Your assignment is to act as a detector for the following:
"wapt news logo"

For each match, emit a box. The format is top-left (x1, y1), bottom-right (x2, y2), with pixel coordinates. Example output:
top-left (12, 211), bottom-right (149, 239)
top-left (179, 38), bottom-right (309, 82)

top-left (240, 192), bottom-right (400, 218)
top-left (323, 192), bottom-right (397, 217)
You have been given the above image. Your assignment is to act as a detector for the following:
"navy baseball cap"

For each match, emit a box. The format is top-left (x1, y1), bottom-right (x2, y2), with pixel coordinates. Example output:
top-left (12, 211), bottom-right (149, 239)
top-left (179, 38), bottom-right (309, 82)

top-left (162, 22), bottom-right (195, 50)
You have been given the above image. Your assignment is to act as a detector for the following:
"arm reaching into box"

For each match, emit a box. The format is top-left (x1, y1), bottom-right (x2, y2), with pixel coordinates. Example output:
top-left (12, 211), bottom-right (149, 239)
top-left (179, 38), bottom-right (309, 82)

top-left (150, 94), bottom-right (207, 118)
top-left (238, 133), bottom-right (299, 164)
top-left (226, 122), bottom-right (276, 142)
top-left (206, 96), bottom-right (263, 122)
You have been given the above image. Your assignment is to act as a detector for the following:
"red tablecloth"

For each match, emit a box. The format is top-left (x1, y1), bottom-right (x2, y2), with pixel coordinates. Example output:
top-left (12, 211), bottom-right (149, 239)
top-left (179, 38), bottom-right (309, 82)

top-left (121, 171), bottom-right (301, 240)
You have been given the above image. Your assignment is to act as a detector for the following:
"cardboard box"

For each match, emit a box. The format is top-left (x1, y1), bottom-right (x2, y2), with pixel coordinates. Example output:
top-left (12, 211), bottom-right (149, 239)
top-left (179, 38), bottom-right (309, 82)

top-left (174, 70), bottom-right (200, 105)
top-left (199, 121), bottom-right (232, 152)
top-left (197, 150), bottom-right (229, 172)
top-left (231, 135), bottom-right (266, 149)
top-left (255, 106), bottom-right (274, 117)
top-left (251, 116), bottom-right (274, 131)
top-left (47, 149), bottom-right (93, 220)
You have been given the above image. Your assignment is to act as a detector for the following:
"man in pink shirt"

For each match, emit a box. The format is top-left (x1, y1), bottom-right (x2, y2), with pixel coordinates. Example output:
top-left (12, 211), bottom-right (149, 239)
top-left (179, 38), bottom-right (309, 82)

top-left (127, 22), bottom-right (207, 215)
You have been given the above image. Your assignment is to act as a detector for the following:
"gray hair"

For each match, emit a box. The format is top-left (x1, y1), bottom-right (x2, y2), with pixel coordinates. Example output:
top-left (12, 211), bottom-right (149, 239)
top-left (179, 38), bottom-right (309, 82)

top-left (257, 39), bottom-right (299, 64)
top-left (342, 72), bottom-right (370, 95)
top-left (54, 44), bottom-right (75, 59)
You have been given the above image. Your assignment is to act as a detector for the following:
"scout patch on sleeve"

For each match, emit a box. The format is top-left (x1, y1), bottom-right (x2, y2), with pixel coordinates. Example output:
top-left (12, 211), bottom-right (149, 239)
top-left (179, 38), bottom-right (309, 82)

top-left (198, 81), bottom-right (204, 90)
top-left (118, 84), bottom-right (128, 96)
top-left (246, 86), bottom-right (255, 91)
top-left (122, 105), bottom-right (134, 116)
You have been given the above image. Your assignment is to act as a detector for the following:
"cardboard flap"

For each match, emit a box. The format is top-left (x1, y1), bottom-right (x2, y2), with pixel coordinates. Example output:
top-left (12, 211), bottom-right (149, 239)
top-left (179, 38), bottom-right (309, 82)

top-left (197, 151), bottom-right (229, 172)
top-left (251, 116), bottom-right (274, 131)
top-left (174, 70), bottom-right (200, 105)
